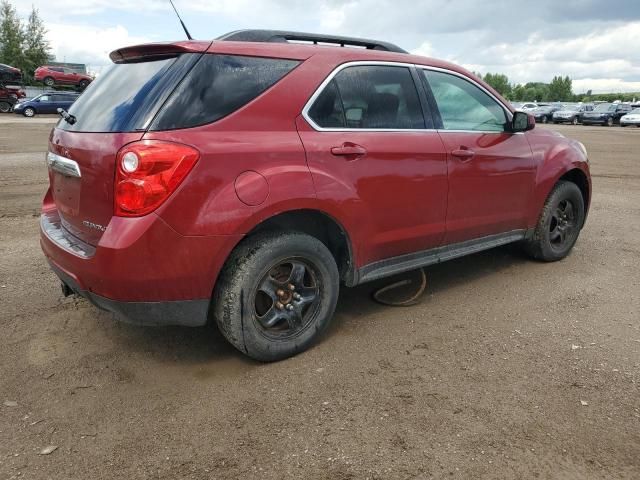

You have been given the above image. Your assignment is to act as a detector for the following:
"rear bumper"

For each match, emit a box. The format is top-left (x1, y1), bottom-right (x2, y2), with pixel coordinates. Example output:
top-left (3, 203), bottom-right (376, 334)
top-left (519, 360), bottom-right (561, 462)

top-left (40, 207), bottom-right (243, 327)
top-left (50, 260), bottom-right (209, 326)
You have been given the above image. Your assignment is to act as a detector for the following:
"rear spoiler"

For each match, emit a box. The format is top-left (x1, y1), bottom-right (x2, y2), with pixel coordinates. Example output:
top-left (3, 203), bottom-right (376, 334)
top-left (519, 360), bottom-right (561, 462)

top-left (109, 41), bottom-right (212, 63)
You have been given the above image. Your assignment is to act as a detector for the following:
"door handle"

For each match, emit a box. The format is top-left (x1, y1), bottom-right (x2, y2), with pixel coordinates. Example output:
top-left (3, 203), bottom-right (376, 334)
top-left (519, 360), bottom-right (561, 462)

top-left (451, 148), bottom-right (475, 160)
top-left (330, 143), bottom-right (367, 157)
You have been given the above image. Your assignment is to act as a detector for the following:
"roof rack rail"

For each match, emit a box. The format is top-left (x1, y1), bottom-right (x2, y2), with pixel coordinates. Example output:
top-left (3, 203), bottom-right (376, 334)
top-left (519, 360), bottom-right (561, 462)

top-left (217, 29), bottom-right (408, 54)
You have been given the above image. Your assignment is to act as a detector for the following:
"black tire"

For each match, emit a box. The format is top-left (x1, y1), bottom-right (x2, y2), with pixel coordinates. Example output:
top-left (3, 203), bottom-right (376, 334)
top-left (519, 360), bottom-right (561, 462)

top-left (606, 117), bottom-right (614, 127)
top-left (541, 116), bottom-right (548, 124)
top-left (572, 116), bottom-right (579, 125)
top-left (43, 76), bottom-right (55, 87)
top-left (213, 231), bottom-right (339, 362)
top-left (523, 181), bottom-right (585, 262)
top-left (0, 101), bottom-right (11, 113)
top-left (79, 79), bottom-right (89, 89)
top-left (23, 107), bottom-right (35, 117)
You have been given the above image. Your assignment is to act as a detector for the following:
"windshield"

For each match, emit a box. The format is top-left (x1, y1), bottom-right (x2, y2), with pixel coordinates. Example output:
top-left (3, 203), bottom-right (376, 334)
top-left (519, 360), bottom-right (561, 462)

top-left (629, 108), bottom-right (640, 114)
top-left (593, 103), bottom-right (615, 112)
top-left (59, 53), bottom-right (199, 133)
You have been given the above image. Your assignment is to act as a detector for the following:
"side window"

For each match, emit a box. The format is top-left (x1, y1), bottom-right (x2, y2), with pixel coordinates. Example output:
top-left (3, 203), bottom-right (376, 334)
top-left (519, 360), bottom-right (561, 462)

top-left (151, 55), bottom-right (300, 130)
top-left (423, 70), bottom-right (507, 132)
top-left (39, 95), bottom-right (50, 102)
top-left (308, 80), bottom-right (345, 128)
top-left (307, 65), bottom-right (425, 129)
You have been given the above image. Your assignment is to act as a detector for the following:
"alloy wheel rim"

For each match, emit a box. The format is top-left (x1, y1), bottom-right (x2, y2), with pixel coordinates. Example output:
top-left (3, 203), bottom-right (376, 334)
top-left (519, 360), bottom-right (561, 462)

top-left (25, 108), bottom-right (34, 117)
top-left (549, 199), bottom-right (577, 251)
top-left (253, 257), bottom-right (322, 339)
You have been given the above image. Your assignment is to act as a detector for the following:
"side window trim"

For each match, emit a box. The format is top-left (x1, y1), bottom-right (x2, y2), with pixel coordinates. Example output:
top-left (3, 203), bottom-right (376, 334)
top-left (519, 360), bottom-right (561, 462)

top-left (418, 65), bottom-right (514, 133)
top-left (302, 61), bottom-right (430, 132)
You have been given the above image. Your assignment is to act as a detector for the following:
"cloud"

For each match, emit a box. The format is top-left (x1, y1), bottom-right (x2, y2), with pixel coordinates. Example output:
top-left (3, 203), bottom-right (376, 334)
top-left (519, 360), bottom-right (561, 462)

top-left (46, 24), bottom-right (152, 71)
top-left (16, 0), bottom-right (640, 93)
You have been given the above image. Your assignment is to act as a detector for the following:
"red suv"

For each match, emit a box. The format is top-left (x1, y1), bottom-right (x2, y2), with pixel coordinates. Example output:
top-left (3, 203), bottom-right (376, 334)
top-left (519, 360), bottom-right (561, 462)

top-left (34, 65), bottom-right (93, 89)
top-left (41, 30), bottom-right (591, 361)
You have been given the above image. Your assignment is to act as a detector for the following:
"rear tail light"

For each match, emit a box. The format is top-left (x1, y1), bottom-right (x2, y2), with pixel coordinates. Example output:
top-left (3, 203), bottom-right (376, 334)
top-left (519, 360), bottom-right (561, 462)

top-left (114, 140), bottom-right (199, 217)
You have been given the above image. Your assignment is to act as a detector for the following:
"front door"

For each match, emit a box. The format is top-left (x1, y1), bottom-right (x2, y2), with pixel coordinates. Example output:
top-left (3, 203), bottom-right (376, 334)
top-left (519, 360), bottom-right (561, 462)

top-left (297, 64), bottom-right (449, 267)
top-left (420, 69), bottom-right (537, 244)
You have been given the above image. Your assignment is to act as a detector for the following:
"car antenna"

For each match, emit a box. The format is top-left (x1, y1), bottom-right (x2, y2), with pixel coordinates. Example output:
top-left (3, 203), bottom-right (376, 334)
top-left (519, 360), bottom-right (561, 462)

top-left (167, 0), bottom-right (193, 40)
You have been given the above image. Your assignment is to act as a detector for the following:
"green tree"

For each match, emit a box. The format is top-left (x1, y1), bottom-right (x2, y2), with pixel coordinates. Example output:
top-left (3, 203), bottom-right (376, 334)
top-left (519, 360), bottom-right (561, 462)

top-left (0, 0), bottom-right (25, 70)
top-left (23, 6), bottom-right (51, 82)
top-left (548, 75), bottom-right (572, 101)
top-left (483, 72), bottom-right (512, 97)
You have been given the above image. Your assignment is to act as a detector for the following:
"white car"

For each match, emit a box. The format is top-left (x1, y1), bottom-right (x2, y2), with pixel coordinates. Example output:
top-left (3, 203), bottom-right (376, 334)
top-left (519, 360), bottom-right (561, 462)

top-left (620, 108), bottom-right (640, 127)
top-left (511, 102), bottom-right (538, 112)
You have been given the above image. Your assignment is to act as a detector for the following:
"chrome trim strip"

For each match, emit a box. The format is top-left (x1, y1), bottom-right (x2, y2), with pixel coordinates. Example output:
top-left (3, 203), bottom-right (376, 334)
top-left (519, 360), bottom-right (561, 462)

top-left (300, 60), bottom-right (513, 133)
top-left (41, 213), bottom-right (95, 259)
top-left (47, 152), bottom-right (81, 178)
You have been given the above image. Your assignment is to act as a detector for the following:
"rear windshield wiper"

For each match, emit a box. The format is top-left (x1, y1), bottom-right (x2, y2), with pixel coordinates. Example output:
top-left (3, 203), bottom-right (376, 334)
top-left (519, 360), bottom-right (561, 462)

top-left (57, 108), bottom-right (76, 125)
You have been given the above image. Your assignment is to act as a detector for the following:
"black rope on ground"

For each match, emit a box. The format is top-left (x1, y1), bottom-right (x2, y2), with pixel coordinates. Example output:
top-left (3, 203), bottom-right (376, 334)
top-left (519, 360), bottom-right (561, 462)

top-left (372, 268), bottom-right (427, 306)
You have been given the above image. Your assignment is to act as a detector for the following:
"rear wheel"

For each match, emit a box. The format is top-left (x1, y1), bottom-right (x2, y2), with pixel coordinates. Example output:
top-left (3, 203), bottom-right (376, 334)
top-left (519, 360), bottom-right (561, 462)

top-left (43, 76), bottom-right (55, 87)
top-left (213, 231), bottom-right (339, 362)
top-left (79, 79), bottom-right (89, 89)
top-left (0, 101), bottom-right (11, 113)
top-left (523, 181), bottom-right (585, 262)
top-left (23, 107), bottom-right (35, 117)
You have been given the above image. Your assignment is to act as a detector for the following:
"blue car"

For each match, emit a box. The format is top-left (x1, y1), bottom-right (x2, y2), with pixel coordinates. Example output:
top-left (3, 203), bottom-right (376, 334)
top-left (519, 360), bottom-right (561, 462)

top-left (13, 92), bottom-right (79, 117)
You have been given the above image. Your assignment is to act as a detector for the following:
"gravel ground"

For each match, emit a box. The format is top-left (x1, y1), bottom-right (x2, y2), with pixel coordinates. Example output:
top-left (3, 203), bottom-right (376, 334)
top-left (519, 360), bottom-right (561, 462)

top-left (0, 117), bottom-right (639, 480)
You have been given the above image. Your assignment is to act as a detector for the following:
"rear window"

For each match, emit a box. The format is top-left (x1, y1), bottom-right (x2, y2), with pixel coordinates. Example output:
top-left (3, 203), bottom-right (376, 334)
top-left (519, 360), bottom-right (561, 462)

top-left (60, 54), bottom-right (199, 133)
top-left (149, 55), bottom-right (300, 130)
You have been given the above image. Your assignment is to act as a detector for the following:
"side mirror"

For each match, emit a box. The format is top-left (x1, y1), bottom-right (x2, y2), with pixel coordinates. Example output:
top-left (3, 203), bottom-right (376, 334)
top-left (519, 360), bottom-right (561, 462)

top-left (512, 111), bottom-right (535, 132)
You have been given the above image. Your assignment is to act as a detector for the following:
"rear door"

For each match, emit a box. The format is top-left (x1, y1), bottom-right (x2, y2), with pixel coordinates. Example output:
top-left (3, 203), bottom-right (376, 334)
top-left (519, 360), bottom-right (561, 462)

top-left (420, 68), bottom-right (537, 244)
top-left (37, 94), bottom-right (56, 113)
top-left (297, 63), bottom-right (448, 266)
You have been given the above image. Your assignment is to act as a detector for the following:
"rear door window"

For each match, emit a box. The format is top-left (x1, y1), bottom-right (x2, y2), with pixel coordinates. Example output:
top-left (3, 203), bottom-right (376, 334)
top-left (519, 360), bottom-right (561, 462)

top-left (150, 55), bottom-right (300, 130)
top-left (307, 65), bottom-right (425, 129)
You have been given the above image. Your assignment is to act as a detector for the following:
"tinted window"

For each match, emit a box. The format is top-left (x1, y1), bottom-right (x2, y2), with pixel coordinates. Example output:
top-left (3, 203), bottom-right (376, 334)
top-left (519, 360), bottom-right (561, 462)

top-left (60, 54), bottom-right (198, 133)
top-left (593, 103), bottom-right (614, 112)
top-left (423, 70), bottom-right (507, 131)
top-left (151, 55), bottom-right (300, 130)
top-left (308, 80), bottom-right (346, 128)
top-left (331, 65), bottom-right (424, 129)
top-left (38, 95), bottom-right (50, 102)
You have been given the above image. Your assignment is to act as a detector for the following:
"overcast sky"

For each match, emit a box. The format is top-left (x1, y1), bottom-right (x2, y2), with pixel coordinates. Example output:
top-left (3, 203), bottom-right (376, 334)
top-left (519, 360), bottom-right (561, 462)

top-left (15, 0), bottom-right (640, 93)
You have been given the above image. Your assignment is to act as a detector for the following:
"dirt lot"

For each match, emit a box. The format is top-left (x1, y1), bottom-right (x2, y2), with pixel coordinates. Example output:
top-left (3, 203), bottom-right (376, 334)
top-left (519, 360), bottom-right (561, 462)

top-left (1, 116), bottom-right (638, 480)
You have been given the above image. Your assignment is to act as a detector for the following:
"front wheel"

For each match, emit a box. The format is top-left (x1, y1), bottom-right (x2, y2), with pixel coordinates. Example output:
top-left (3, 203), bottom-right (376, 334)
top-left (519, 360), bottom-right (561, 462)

top-left (606, 117), bottom-right (614, 127)
top-left (213, 231), bottom-right (339, 361)
top-left (541, 116), bottom-right (548, 124)
top-left (79, 79), bottom-right (89, 89)
top-left (572, 117), bottom-right (579, 125)
top-left (523, 181), bottom-right (585, 262)
top-left (23, 107), bottom-right (35, 117)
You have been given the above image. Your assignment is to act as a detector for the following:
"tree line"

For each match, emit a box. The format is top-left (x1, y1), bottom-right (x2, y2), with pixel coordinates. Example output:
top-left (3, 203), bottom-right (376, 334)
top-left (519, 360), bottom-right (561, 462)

top-left (479, 72), bottom-right (638, 103)
top-left (0, 0), bottom-right (51, 84)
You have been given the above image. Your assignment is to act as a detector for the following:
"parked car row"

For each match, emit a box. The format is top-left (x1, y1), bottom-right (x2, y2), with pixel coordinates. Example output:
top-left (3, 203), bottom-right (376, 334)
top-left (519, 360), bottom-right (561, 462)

top-left (512, 101), bottom-right (638, 127)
